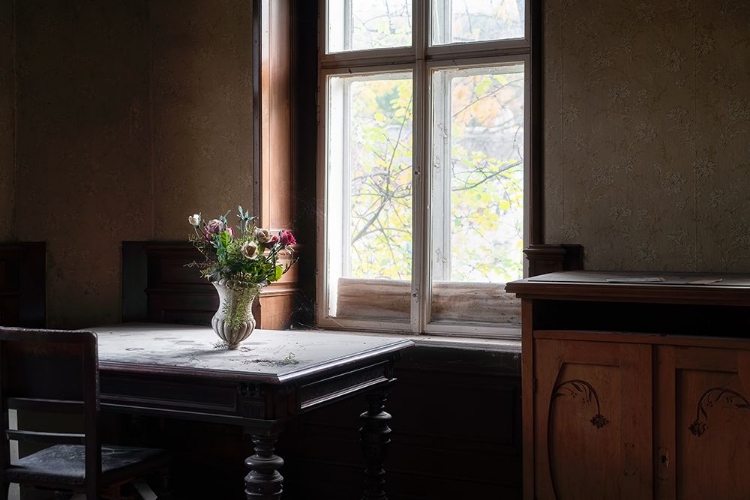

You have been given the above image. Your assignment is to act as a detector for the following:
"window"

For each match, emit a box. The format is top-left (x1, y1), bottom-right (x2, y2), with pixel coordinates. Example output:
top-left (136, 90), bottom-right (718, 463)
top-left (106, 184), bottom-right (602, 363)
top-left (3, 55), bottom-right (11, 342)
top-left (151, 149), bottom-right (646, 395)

top-left (318, 0), bottom-right (530, 338)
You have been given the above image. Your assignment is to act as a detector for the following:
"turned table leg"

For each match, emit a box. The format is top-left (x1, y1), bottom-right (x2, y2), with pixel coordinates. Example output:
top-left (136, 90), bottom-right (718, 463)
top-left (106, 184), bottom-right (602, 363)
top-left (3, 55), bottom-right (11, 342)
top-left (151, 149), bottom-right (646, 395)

top-left (360, 390), bottom-right (392, 500)
top-left (245, 433), bottom-right (284, 499)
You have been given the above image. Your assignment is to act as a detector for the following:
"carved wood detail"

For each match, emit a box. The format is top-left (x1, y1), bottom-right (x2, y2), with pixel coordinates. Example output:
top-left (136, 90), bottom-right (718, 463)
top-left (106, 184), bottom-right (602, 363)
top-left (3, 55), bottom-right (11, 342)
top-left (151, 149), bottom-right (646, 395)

top-left (552, 379), bottom-right (609, 429)
top-left (360, 390), bottom-right (392, 500)
top-left (244, 433), bottom-right (284, 499)
top-left (688, 387), bottom-right (750, 437)
top-left (547, 378), bottom-right (611, 499)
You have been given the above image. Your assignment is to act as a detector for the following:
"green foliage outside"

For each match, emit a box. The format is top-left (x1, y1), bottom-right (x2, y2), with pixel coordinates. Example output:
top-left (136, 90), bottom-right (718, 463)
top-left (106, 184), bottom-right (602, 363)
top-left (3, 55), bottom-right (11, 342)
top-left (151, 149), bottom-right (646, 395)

top-left (344, 70), bottom-right (524, 284)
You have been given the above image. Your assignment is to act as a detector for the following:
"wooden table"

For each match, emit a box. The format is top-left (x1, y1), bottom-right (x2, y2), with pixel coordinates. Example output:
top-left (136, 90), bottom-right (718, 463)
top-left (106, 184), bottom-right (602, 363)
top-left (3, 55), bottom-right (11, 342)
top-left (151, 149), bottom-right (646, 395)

top-left (90, 323), bottom-right (413, 499)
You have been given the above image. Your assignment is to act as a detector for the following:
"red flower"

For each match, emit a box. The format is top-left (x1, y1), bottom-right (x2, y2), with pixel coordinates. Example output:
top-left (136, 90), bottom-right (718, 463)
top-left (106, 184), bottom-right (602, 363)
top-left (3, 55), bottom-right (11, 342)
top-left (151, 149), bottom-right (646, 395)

top-left (279, 230), bottom-right (296, 246)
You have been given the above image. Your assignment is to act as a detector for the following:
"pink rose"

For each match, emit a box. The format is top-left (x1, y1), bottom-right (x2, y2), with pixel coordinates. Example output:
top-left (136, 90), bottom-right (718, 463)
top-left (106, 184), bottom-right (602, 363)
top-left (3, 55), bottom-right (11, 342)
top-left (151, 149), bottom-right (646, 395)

top-left (205, 219), bottom-right (225, 235)
top-left (279, 230), bottom-right (296, 246)
top-left (226, 226), bottom-right (234, 238)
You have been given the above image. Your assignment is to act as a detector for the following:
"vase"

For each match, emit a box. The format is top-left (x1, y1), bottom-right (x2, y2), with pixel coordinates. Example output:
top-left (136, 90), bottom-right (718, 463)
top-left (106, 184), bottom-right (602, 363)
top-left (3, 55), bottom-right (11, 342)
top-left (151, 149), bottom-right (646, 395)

top-left (210, 279), bottom-right (261, 349)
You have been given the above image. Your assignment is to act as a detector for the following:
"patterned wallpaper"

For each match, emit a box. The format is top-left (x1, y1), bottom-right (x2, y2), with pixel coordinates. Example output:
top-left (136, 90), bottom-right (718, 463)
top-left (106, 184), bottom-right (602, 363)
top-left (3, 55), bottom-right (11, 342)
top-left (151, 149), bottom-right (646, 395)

top-left (15, 1), bottom-right (153, 328)
top-left (544, 0), bottom-right (750, 272)
top-left (151, 0), bottom-right (254, 240)
top-left (10, 0), bottom-right (254, 328)
top-left (0, 1), bottom-right (13, 241)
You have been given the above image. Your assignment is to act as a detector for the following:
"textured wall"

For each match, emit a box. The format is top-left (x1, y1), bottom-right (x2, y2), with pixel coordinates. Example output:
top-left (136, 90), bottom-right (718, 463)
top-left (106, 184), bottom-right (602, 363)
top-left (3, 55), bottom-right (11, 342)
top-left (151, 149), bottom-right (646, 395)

top-left (15, 0), bottom-right (152, 328)
top-left (0, 0), bottom-right (14, 240)
top-left (151, 0), bottom-right (254, 240)
top-left (11, 1), bottom-right (253, 328)
top-left (544, 0), bottom-right (750, 271)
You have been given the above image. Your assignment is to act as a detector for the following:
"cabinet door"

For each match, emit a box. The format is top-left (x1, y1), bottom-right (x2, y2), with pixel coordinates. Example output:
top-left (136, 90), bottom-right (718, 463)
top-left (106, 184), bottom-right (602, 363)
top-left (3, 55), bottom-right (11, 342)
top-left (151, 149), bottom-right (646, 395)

top-left (655, 346), bottom-right (750, 500)
top-left (534, 338), bottom-right (653, 500)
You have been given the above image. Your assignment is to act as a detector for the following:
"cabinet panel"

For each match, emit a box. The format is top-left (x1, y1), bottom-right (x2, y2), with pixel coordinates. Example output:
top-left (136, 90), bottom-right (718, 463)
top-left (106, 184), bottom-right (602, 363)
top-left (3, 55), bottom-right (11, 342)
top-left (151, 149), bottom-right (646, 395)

top-left (656, 346), bottom-right (750, 500)
top-left (534, 339), bottom-right (652, 500)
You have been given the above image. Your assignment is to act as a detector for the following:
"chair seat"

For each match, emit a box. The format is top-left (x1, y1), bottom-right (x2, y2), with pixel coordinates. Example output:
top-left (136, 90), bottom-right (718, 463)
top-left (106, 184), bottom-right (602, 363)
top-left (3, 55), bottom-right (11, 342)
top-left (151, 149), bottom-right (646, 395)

top-left (4, 444), bottom-right (169, 487)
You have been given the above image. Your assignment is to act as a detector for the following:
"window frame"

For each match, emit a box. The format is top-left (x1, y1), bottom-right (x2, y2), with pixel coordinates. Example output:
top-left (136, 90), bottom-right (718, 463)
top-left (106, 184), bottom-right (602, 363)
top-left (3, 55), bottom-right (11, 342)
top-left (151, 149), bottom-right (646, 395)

top-left (315, 0), bottom-right (539, 339)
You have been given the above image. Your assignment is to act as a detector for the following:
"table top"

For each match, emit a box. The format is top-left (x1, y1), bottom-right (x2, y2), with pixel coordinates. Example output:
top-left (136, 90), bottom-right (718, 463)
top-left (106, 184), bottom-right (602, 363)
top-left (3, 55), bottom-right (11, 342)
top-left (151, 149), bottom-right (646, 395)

top-left (90, 323), bottom-right (414, 385)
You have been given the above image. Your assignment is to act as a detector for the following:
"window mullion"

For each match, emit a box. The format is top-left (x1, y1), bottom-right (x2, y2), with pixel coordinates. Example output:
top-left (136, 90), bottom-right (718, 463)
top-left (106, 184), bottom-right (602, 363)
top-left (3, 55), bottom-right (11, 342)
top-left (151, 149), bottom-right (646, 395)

top-left (412, 62), bottom-right (428, 335)
top-left (412, 0), bottom-right (429, 334)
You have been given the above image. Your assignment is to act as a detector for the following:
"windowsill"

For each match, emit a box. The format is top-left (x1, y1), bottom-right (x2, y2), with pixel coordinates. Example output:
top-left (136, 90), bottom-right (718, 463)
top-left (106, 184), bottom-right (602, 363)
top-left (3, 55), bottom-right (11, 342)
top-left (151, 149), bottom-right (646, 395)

top-left (292, 324), bottom-right (521, 353)
top-left (412, 334), bottom-right (521, 353)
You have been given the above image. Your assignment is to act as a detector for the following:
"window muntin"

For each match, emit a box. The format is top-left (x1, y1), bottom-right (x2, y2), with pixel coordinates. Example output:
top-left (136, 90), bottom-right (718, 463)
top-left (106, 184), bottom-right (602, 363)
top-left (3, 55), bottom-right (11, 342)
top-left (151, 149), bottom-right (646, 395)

top-left (319, 1), bottom-right (529, 337)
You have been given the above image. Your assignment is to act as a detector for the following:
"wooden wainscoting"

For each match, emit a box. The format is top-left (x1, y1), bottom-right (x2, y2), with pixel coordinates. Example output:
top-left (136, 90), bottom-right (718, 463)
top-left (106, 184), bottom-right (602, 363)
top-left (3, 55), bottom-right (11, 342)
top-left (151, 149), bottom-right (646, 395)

top-left (0, 242), bottom-right (45, 327)
top-left (282, 344), bottom-right (523, 500)
top-left (122, 241), bottom-right (299, 329)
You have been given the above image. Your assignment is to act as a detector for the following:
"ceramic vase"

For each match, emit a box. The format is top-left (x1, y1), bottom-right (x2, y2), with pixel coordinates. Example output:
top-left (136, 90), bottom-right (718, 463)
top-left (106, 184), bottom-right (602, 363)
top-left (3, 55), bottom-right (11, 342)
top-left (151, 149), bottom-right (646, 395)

top-left (211, 279), bottom-right (260, 349)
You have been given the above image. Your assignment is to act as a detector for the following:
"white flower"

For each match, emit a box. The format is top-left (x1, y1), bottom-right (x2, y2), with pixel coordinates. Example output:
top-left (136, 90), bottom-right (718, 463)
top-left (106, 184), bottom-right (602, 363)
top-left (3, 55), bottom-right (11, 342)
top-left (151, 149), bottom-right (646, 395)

top-left (241, 242), bottom-right (259, 260)
top-left (255, 228), bottom-right (273, 244)
top-left (188, 214), bottom-right (201, 226)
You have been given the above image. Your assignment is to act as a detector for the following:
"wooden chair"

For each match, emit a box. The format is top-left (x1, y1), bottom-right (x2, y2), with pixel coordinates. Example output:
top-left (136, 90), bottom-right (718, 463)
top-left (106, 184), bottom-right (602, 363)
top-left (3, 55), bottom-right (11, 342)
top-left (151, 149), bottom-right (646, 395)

top-left (0, 327), bottom-right (170, 499)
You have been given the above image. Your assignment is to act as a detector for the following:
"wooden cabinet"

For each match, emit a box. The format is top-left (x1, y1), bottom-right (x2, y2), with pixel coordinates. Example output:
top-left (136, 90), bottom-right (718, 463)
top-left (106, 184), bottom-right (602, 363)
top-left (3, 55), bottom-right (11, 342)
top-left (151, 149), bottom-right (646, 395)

top-left (655, 345), bottom-right (750, 500)
top-left (534, 338), bottom-right (652, 499)
top-left (507, 271), bottom-right (750, 500)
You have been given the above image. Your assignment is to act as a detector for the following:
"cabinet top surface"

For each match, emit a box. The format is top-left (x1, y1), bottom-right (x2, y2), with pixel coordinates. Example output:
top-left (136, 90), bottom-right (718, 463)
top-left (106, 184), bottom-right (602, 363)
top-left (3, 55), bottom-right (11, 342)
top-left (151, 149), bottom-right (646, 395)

top-left (506, 270), bottom-right (750, 305)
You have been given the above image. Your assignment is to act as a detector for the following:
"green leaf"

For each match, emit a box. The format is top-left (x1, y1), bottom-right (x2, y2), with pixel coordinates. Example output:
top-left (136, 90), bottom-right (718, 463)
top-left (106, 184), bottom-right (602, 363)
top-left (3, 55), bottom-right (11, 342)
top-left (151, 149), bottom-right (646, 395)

top-left (219, 230), bottom-right (232, 247)
top-left (268, 265), bottom-right (283, 282)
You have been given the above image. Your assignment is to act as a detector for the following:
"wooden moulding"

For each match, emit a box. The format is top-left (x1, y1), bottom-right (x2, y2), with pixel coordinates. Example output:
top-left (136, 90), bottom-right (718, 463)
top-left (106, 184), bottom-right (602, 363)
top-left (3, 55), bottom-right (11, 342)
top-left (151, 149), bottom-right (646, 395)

top-left (523, 243), bottom-right (583, 277)
top-left (121, 241), bottom-right (300, 330)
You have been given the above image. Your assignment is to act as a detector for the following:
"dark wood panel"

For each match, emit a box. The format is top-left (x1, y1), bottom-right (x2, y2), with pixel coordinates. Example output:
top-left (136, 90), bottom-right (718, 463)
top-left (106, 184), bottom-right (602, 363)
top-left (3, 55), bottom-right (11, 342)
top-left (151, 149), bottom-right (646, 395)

top-left (283, 346), bottom-right (522, 499)
top-left (122, 241), bottom-right (299, 329)
top-left (533, 299), bottom-right (750, 336)
top-left (0, 242), bottom-right (45, 327)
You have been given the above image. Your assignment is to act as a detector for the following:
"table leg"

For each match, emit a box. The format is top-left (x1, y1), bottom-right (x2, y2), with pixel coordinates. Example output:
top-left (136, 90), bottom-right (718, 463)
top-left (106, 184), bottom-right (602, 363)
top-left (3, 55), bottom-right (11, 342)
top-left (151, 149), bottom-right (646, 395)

top-left (244, 433), bottom-right (284, 499)
top-left (360, 390), bottom-right (392, 500)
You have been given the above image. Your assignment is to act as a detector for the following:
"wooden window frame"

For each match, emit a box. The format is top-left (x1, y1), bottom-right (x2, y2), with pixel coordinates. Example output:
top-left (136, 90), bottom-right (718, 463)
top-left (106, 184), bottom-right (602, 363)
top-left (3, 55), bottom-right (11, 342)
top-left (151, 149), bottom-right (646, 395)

top-left (259, 0), bottom-right (575, 332)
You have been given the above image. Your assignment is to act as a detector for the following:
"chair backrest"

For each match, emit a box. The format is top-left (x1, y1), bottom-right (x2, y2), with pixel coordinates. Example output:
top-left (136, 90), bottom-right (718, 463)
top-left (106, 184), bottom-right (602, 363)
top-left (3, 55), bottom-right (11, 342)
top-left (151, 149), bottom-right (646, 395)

top-left (0, 327), bottom-right (100, 497)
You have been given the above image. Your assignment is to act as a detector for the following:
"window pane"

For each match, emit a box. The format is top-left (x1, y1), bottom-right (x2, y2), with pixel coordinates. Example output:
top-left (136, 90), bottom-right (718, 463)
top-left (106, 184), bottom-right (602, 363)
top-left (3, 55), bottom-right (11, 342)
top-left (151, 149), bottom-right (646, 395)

top-left (430, 63), bottom-right (524, 324)
top-left (432, 0), bottom-right (525, 46)
top-left (326, 73), bottom-right (413, 321)
top-left (327, 0), bottom-right (412, 53)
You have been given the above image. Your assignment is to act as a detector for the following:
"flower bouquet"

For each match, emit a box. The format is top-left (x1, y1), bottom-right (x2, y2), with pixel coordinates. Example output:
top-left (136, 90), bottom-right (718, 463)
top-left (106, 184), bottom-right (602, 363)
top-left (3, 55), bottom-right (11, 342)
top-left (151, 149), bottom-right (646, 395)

top-left (188, 206), bottom-right (297, 348)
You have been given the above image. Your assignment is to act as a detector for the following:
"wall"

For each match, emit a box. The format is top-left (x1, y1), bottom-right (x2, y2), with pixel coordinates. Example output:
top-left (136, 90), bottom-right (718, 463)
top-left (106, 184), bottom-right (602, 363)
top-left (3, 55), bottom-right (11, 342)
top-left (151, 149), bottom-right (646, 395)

top-left (544, 0), bottom-right (750, 272)
top-left (0, 0), bottom-right (14, 240)
top-left (150, 0), bottom-right (253, 240)
top-left (11, 0), bottom-right (253, 328)
top-left (15, 0), bottom-right (152, 328)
